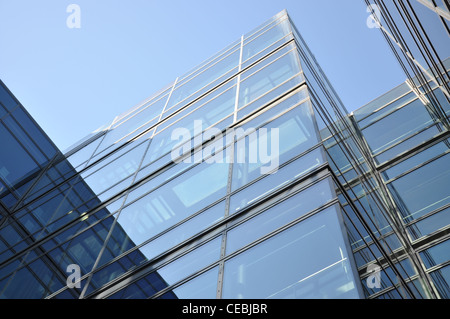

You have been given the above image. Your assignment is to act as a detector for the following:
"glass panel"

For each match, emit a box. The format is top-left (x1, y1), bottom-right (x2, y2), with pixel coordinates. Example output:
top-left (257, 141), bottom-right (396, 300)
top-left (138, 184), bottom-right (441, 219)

top-left (156, 80), bottom-right (236, 134)
top-left (113, 92), bottom-right (168, 129)
top-left (136, 201), bottom-right (225, 261)
top-left (353, 80), bottom-right (411, 121)
top-left (388, 154), bottom-right (450, 222)
top-left (81, 141), bottom-right (148, 195)
top-left (222, 206), bottom-right (361, 299)
top-left (229, 148), bottom-right (324, 214)
top-left (166, 49), bottom-right (240, 112)
top-left (157, 236), bottom-right (221, 286)
top-left (0, 122), bottom-right (39, 190)
top-left (117, 159), bottom-right (229, 246)
top-left (429, 265), bottom-right (450, 298)
top-left (232, 102), bottom-right (318, 191)
top-left (0, 83), bottom-right (17, 110)
top-left (164, 266), bottom-right (219, 299)
top-left (358, 92), bottom-right (417, 129)
top-left (242, 18), bottom-right (291, 62)
top-left (238, 87), bottom-right (308, 131)
top-left (420, 239), bottom-right (450, 268)
top-left (226, 179), bottom-right (334, 255)
top-left (407, 207), bottom-right (450, 240)
top-left (66, 136), bottom-right (103, 170)
top-left (3, 115), bottom-right (47, 165)
top-left (374, 125), bottom-right (443, 164)
top-left (362, 99), bottom-right (438, 154)
top-left (382, 138), bottom-right (450, 181)
top-left (238, 49), bottom-right (301, 108)
top-left (10, 107), bottom-right (57, 159)
top-left (237, 74), bottom-right (305, 120)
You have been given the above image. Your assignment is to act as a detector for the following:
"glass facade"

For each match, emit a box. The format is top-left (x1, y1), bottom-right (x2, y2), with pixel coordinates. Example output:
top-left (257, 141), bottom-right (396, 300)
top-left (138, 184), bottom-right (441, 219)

top-left (0, 9), bottom-right (448, 299)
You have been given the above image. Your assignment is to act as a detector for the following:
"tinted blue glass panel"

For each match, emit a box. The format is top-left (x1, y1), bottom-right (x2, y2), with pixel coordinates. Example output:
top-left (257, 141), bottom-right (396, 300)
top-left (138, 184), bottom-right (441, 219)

top-left (117, 159), bottom-right (229, 247)
top-left (430, 265), bottom-right (450, 298)
top-left (407, 207), bottom-right (450, 240)
top-left (222, 206), bottom-right (361, 299)
top-left (167, 266), bottom-right (219, 299)
top-left (229, 148), bottom-right (324, 214)
top-left (157, 236), bottom-right (221, 286)
top-left (232, 103), bottom-right (318, 191)
top-left (137, 201), bottom-right (225, 261)
top-left (382, 138), bottom-right (450, 181)
top-left (226, 179), bottom-right (334, 255)
top-left (238, 49), bottom-right (301, 108)
top-left (388, 154), bottom-right (450, 222)
top-left (0, 83), bottom-right (17, 111)
top-left (362, 99), bottom-right (436, 154)
top-left (420, 239), bottom-right (450, 268)
top-left (0, 123), bottom-right (39, 189)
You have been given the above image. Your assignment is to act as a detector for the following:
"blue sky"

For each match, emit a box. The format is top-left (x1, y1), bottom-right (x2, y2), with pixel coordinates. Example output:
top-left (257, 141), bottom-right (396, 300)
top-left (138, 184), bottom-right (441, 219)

top-left (0, 0), bottom-right (406, 151)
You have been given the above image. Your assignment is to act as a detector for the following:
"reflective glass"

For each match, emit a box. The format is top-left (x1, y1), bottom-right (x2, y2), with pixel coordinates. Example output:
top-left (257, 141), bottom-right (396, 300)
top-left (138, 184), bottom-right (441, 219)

top-left (117, 159), bottom-right (229, 247)
top-left (81, 141), bottom-right (148, 195)
top-left (0, 83), bottom-right (17, 110)
top-left (381, 138), bottom-right (450, 181)
top-left (358, 92), bottom-right (417, 129)
top-left (407, 207), bottom-right (450, 240)
top-left (66, 136), bottom-right (103, 170)
top-left (157, 80), bottom-right (236, 134)
top-left (167, 266), bottom-right (219, 299)
top-left (222, 206), bottom-right (360, 299)
top-left (430, 265), bottom-right (450, 298)
top-left (237, 88), bottom-right (308, 131)
top-left (388, 154), bottom-right (450, 222)
top-left (238, 49), bottom-right (301, 108)
top-left (242, 18), bottom-right (291, 62)
top-left (10, 107), bottom-right (57, 159)
top-left (232, 103), bottom-right (318, 191)
top-left (3, 115), bottom-right (47, 165)
top-left (362, 99), bottom-right (437, 154)
top-left (374, 125), bottom-right (444, 164)
top-left (0, 122), bottom-right (39, 189)
top-left (166, 49), bottom-right (240, 111)
top-left (237, 74), bottom-right (304, 120)
top-left (229, 148), bottom-right (324, 214)
top-left (136, 201), bottom-right (225, 261)
top-left (226, 179), bottom-right (334, 254)
top-left (157, 236), bottom-right (221, 286)
top-left (420, 239), bottom-right (450, 268)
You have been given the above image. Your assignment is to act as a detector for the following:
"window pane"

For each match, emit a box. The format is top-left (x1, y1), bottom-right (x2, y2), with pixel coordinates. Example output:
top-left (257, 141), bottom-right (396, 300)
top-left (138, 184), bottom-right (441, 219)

top-left (238, 49), bottom-right (301, 108)
top-left (232, 103), bottom-right (318, 191)
top-left (167, 266), bottom-right (219, 299)
top-left (166, 49), bottom-right (240, 111)
top-left (429, 265), bottom-right (450, 298)
top-left (407, 207), bottom-right (450, 240)
top-left (382, 138), bottom-right (450, 181)
top-left (137, 201), bottom-right (225, 260)
top-left (226, 179), bottom-right (334, 254)
top-left (117, 160), bottom-right (229, 246)
top-left (388, 154), bottom-right (450, 222)
top-left (81, 141), bottom-right (148, 195)
top-left (0, 123), bottom-right (38, 189)
top-left (157, 236), bottom-right (221, 286)
top-left (242, 18), bottom-right (291, 62)
top-left (222, 206), bottom-right (361, 299)
top-left (419, 239), bottom-right (450, 269)
top-left (362, 99), bottom-right (437, 154)
top-left (229, 148), bottom-right (324, 214)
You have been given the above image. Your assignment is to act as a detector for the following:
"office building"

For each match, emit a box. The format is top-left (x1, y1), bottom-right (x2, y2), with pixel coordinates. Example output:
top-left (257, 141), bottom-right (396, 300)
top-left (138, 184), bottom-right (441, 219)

top-left (0, 9), bottom-right (448, 299)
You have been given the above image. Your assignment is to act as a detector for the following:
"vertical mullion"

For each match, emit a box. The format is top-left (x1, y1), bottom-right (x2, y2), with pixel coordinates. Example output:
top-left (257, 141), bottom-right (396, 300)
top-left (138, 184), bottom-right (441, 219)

top-left (233, 35), bottom-right (244, 123)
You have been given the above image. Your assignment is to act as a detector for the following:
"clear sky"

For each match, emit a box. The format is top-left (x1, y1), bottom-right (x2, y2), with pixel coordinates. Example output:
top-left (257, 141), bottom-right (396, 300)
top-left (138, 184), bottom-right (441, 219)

top-left (0, 0), bottom-right (407, 151)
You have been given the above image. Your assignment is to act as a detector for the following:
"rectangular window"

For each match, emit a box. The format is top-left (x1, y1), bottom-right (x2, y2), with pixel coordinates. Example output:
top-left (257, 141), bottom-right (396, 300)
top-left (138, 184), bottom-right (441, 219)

top-left (222, 206), bottom-right (361, 299)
